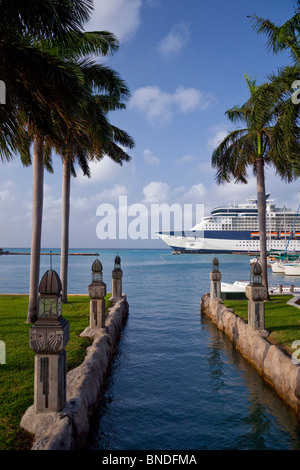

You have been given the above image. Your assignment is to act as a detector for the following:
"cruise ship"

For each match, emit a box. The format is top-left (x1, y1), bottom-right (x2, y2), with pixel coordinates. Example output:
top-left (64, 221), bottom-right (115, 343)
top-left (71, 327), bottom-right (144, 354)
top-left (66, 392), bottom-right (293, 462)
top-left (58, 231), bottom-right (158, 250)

top-left (157, 195), bottom-right (300, 254)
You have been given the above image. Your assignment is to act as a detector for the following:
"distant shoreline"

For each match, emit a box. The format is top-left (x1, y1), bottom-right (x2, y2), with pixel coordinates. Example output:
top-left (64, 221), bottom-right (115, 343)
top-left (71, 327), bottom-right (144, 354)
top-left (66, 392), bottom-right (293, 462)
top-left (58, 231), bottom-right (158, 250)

top-left (0, 252), bottom-right (99, 256)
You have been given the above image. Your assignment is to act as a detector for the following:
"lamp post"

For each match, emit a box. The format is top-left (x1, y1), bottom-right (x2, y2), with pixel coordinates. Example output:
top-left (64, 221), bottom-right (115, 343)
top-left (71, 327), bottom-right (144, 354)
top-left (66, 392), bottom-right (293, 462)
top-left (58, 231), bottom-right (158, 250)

top-left (88, 259), bottom-right (107, 333)
top-left (111, 255), bottom-right (123, 303)
top-left (29, 269), bottom-right (69, 413)
top-left (210, 257), bottom-right (222, 300)
top-left (245, 262), bottom-right (268, 335)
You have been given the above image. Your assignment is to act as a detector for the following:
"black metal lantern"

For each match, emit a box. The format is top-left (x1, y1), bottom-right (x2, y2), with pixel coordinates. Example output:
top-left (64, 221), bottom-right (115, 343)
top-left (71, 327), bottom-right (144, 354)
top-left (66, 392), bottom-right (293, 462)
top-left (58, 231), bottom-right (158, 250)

top-left (250, 262), bottom-right (262, 286)
top-left (212, 257), bottom-right (220, 273)
top-left (38, 269), bottom-right (62, 319)
top-left (91, 258), bottom-right (103, 282)
top-left (114, 255), bottom-right (121, 270)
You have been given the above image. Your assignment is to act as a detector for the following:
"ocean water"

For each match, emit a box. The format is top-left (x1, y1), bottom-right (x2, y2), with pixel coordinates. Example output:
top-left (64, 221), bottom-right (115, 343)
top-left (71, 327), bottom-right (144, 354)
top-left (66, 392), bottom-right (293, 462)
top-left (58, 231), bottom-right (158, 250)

top-left (1, 248), bottom-right (300, 450)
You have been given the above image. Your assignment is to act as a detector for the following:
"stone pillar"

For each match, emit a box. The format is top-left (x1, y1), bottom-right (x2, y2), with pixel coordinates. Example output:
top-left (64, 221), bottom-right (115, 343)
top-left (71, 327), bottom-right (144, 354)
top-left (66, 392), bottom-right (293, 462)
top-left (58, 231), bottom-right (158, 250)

top-left (88, 259), bottom-right (106, 333)
top-left (245, 262), bottom-right (268, 336)
top-left (210, 257), bottom-right (222, 300)
top-left (29, 270), bottom-right (69, 413)
top-left (110, 255), bottom-right (123, 303)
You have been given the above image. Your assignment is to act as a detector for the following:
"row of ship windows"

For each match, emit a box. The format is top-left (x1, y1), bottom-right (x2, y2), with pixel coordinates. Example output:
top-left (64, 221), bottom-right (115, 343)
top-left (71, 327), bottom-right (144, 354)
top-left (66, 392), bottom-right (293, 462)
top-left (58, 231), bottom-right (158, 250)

top-left (205, 225), bottom-right (300, 230)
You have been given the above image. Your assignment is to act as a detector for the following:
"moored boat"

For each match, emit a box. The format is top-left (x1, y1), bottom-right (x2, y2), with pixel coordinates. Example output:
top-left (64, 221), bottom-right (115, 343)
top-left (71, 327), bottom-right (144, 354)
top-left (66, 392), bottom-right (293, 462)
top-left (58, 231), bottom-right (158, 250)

top-left (284, 264), bottom-right (300, 276)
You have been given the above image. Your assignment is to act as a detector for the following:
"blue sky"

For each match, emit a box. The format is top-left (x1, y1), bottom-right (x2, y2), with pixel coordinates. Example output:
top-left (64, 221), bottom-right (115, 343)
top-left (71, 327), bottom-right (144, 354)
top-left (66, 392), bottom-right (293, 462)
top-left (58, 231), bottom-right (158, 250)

top-left (1, 0), bottom-right (300, 249)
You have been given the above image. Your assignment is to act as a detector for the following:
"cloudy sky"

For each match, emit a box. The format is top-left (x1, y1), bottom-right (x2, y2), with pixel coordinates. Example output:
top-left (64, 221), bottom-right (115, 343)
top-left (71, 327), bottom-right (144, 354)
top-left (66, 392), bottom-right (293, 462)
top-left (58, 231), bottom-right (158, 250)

top-left (1, 0), bottom-right (300, 249)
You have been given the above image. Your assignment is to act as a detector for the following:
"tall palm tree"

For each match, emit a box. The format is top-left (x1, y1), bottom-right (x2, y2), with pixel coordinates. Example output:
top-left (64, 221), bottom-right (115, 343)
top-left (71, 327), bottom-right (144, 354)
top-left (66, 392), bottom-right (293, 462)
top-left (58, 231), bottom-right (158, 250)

top-left (58, 92), bottom-right (134, 303)
top-left (0, 0), bottom-right (97, 322)
top-left (42, 31), bottom-right (134, 303)
top-left (250, 2), bottom-right (300, 65)
top-left (211, 74), bottom-right (299, 295)
top-left (249, 3), bottom-right (300, 174)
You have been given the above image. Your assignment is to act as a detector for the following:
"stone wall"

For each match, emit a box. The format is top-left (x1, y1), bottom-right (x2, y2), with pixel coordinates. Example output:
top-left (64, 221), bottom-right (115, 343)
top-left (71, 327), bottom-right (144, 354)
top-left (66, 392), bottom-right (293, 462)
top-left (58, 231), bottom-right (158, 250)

top-left (20, 296), bottom-right (129, 450)
top-left (201, 294), bottom-right (300, 418)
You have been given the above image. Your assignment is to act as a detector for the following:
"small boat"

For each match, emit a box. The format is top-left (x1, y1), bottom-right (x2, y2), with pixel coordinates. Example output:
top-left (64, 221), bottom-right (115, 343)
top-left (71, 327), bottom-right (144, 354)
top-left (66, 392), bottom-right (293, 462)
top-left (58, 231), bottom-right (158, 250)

top-left (221, 281), bottom-right (249, 293)
top-left (221, 281), bottom-right (300, 294)
top-left (284, 264), bottom-right (300, 276)
top-left (271, 261), bottom-right (287, 273)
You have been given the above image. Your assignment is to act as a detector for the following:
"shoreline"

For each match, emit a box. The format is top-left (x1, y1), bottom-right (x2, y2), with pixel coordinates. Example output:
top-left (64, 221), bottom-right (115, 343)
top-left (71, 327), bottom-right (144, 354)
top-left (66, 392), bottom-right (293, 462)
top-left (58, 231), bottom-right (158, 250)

top-left (201, 293), bottom-right (300, 419)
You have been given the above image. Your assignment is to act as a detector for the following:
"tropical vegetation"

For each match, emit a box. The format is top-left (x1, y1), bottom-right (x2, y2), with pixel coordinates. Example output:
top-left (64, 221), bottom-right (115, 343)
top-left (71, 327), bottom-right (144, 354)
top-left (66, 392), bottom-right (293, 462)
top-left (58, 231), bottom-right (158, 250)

top-left (212, 3), bottom-right (300, 293)
top-left (0, 0), bottom-right (134, 320)
top-left (211, 74), bottom-right (299, 294)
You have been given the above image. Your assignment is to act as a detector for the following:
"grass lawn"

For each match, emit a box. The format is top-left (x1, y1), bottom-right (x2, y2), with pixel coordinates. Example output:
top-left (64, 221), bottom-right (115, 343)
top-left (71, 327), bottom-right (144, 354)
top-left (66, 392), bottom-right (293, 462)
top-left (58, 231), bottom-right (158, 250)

top-left (0, 293), bottom-right (112, 451)
top-left (223, 295), bottom-right (300, 356)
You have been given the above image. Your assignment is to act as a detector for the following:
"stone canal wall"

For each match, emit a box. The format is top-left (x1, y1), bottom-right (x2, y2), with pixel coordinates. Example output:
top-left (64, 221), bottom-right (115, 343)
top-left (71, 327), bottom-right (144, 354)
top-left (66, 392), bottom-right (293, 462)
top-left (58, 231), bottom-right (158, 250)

top-left (20, 296), bottom-right (129, 450)
top-left (201, 294), bottom-right (300, 418)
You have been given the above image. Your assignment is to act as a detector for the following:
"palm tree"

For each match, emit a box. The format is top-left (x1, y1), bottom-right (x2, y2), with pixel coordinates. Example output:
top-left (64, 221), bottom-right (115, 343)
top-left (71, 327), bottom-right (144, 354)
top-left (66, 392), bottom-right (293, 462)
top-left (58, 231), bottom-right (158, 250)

top-left (1, 0), bottom-right (134, 318)
top-left (249, 3), bottom-right (300, 65)
top-left (58, 92), bottom-right (134, 303)
top-left (249, 3), bottom-right (300, 174)
top-left (0, 0), bottom-right (97, 322)
top-left (211, 74), bottom-right (299, 295)
top-left (42, 31), bottom-right (134, 303)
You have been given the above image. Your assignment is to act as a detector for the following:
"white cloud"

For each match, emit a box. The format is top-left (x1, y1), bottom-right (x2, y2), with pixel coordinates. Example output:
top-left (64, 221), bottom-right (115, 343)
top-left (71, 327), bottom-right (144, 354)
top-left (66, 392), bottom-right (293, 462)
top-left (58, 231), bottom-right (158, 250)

top-left (143, 149), bottom-right (160, 166)
top-left (158, 22), bottom-right (191, 57)
top-left (207, 125), bottom-right (230, 149)
top-left (75, 156), bottom-right (132, 185)
top-left (176, 154), bottom-right (195, 165)
top-left (142, 181), bottom-right (170, 203)
top-left (181, 183), bottom-right (207, 203)
top-left (130, 86), bottom-right (214, 125)
top-left (91, 184), bottom-right (128, 204)
top-left (85, 0), bottom-right (142, 43)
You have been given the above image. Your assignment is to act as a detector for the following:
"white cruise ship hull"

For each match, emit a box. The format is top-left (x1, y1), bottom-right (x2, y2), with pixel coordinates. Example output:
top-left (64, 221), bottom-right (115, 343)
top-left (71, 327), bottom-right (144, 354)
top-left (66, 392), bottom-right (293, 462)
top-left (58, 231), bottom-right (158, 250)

top-left (157, 230), bottom-right (300, 254)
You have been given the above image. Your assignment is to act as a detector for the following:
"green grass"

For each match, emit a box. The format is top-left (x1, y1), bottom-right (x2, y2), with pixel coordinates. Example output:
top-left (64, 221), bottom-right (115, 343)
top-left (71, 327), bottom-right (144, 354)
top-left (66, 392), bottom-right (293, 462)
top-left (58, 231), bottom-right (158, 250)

top-left (0, 293), bottom-right (112, 451)
top-left (224, 295), bottom-right (300, 356)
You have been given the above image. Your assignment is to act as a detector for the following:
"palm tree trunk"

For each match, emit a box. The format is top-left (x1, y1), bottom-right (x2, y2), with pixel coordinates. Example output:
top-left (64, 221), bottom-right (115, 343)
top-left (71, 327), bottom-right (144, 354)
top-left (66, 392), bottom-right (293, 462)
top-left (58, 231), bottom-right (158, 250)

top-left (27, 136), bottom-right (44, 323)
top-left (256, 155), bottom-right (269, 299)
top-left (60, 156), bottom-right (71, 303)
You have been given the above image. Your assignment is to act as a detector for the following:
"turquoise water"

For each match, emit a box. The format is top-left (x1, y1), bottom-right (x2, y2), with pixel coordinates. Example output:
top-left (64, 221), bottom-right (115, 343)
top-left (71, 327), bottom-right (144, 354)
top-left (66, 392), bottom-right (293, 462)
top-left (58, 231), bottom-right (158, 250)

top-left (2, 248), bottom-right (300, 450)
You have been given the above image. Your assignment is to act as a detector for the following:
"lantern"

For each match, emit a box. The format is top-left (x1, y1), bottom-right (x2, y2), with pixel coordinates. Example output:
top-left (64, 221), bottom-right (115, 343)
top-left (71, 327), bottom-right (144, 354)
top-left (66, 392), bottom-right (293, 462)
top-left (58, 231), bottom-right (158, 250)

top-left (38, 269), bottom-right (62, 319)
top-left (114, 255), bottom-right (121, 270)
top-left (250, 262), bottom-right (262, 286)
top-left (91, 258), bottom-right (103, 283)
top-left (212, 257), bottom-right (220, 273)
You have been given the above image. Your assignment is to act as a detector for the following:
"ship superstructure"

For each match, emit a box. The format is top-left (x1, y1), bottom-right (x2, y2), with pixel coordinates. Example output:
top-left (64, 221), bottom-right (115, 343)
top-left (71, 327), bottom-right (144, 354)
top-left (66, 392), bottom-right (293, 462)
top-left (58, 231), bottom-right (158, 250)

top-left (157, 195), bottom-right (300, 253)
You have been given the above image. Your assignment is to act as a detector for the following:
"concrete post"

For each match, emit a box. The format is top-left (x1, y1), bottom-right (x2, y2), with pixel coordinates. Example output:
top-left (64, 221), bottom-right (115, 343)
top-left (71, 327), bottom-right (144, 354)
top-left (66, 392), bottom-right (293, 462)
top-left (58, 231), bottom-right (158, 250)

top-left (111, 255), bottom-right (123, 303)
top-left (29, 270), bottom-right (69, 413)
top-left (245, 262), bottom-right (268, 336)
top-left (88, 259), bottom-right (106, 333)
top-left (210, 257), bottom-right (222, 300)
